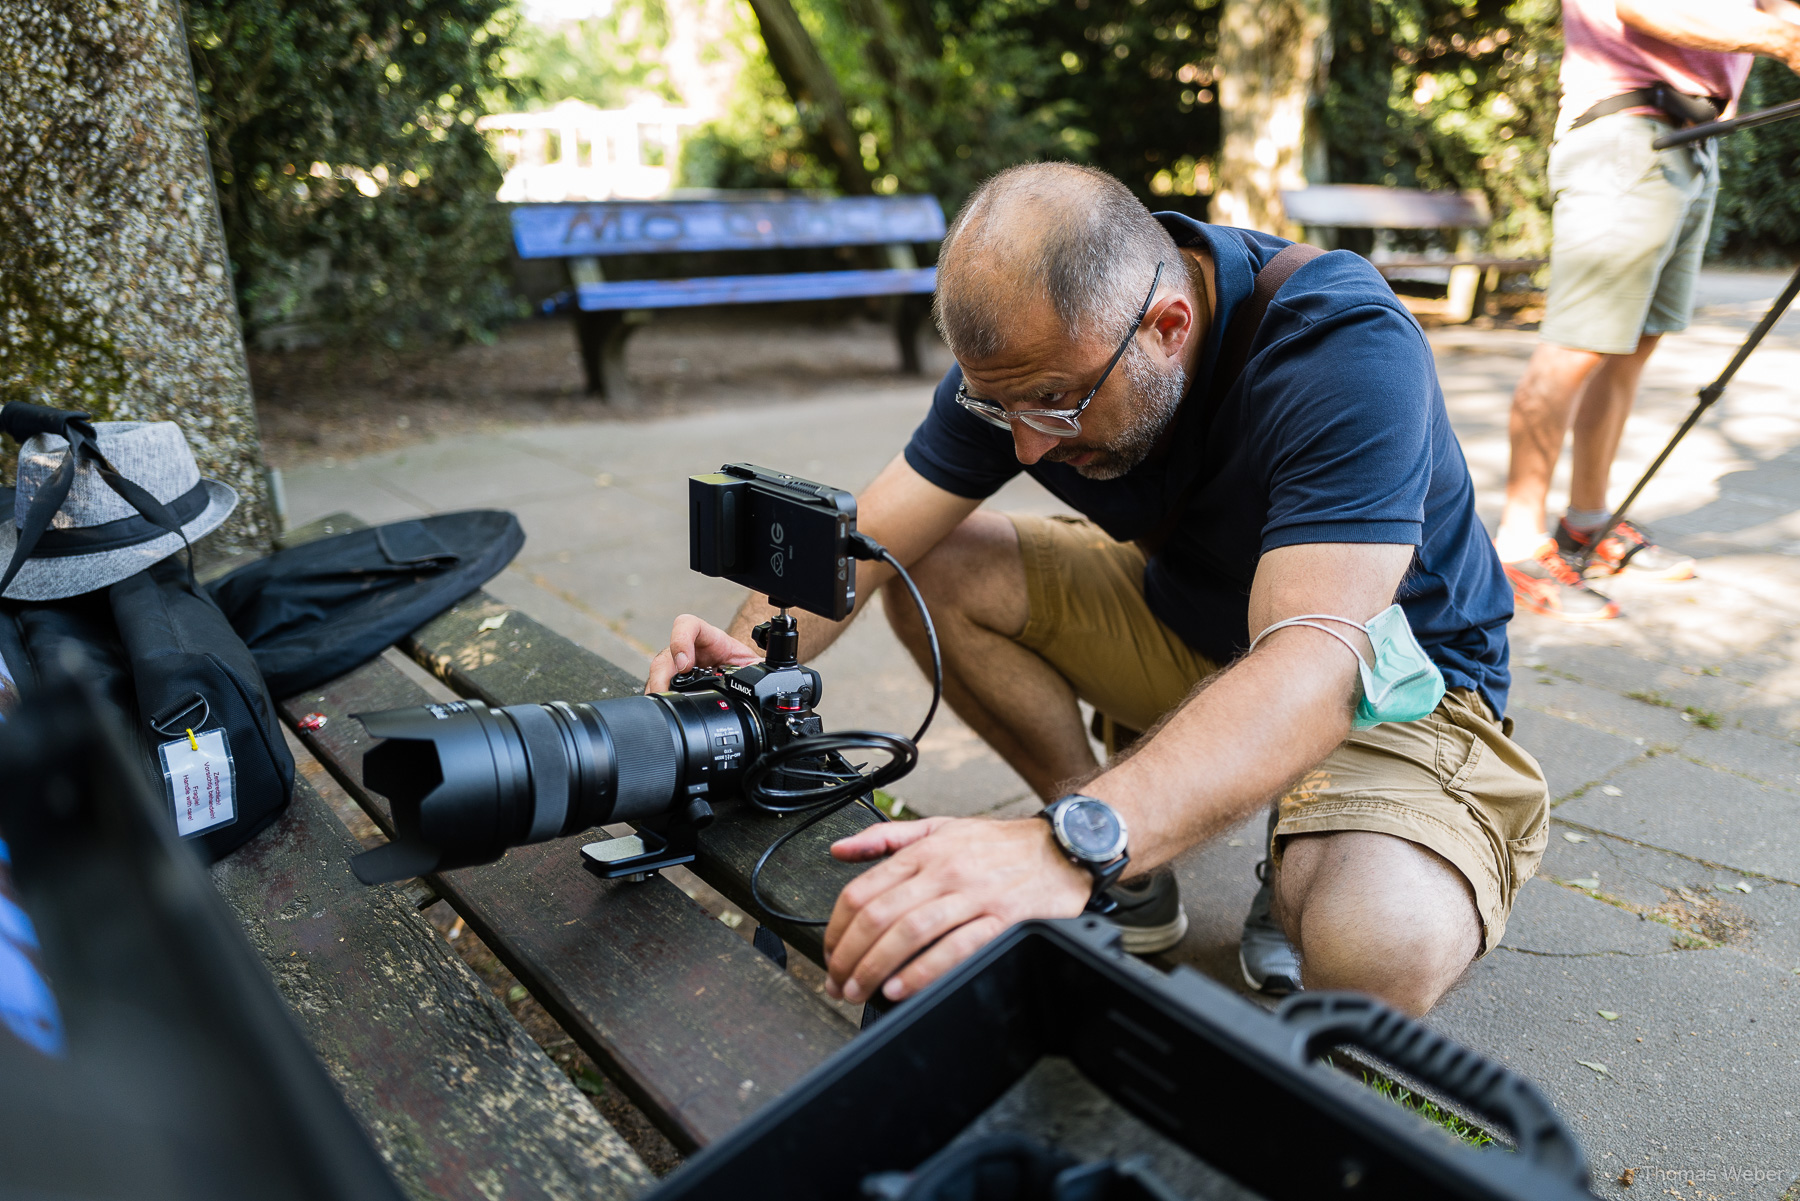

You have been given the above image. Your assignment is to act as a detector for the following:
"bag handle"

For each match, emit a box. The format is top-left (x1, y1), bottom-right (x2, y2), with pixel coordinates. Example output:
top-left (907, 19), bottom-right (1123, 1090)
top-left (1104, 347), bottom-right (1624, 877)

top-left (1277, 991), bottom-right (1591, 1187)
top-left (1139, 242), bottom-right (1325, 556)
top-left (0, 402), bottom-right (195, 597)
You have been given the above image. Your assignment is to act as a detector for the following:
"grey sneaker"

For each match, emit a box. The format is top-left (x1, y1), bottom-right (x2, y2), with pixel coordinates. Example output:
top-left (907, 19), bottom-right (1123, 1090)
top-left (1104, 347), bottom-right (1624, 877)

top-left (1239, 811), bottom-right (1302, 995)
top-left (1100, 870), bottom-right (1189, 954)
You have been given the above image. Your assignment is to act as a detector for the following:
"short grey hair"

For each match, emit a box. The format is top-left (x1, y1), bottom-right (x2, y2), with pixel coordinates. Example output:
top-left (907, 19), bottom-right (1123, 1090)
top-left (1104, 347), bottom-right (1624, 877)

top-left (933, 162), bottom-right (1181, 361)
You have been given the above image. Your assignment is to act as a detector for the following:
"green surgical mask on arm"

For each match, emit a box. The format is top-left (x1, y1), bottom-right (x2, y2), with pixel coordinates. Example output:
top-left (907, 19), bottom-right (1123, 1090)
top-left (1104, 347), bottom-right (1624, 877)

top-left (1249, 604), bottom-right (1447, 728)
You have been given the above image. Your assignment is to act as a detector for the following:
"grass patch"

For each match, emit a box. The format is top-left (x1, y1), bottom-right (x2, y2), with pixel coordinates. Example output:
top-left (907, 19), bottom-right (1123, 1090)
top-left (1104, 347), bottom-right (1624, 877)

top-left (871, 790), bottom-right (919, 820)
top-left (1363, 1073), bottom-right (1494, 1147)
top-left (1683, 706), bottom-right (1722, 729)
top-left (1624, 689), bottom-right (1674, 708)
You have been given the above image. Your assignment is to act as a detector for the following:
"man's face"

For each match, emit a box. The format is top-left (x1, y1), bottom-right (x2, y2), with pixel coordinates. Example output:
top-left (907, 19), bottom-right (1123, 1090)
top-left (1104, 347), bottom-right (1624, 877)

top-left (956, 300), bottom-right (1186, 481)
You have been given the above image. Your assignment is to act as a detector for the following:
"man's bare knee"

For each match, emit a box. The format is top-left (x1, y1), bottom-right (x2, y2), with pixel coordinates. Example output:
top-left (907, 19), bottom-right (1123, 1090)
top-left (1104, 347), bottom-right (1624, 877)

top-left (882, 510), bottom-right (1027, 642)
top-left (1274, 831), bottom-right (1481, 1016)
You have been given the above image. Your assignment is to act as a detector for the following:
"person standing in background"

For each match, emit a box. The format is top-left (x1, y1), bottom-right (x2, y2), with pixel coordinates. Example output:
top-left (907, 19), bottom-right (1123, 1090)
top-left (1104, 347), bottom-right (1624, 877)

top-left (1493, 0), bottom-right (1800, 620)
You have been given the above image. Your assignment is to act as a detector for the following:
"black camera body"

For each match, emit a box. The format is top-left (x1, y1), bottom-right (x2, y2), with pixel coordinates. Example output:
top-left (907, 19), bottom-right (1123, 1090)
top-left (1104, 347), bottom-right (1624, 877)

top-left (349, 464), bottom-right (872, 888)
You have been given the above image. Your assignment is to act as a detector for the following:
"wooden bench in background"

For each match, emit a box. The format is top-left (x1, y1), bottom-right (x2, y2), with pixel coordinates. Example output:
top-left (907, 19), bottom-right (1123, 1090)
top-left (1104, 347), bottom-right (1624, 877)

top-left (511, 194), bottom-right (946, 406)
top-left (213, 513), bottom-right (884, 1197)
top-left (1281, 184), bottom-right (1546, 323)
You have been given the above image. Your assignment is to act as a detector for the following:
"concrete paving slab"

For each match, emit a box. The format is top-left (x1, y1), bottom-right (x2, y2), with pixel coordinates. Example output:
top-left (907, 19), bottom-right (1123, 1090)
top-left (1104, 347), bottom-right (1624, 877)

top-left (1498, 878), bottom-right (1674, 957)
top-left (1431, 944), bottom-right (1800, 1200)
top-left (1686, 726), bottom-right (1800, 793)
top-left (1505, 705), bottom-right (1649, 802)
top-left (1540, 828), bottom-right (1800, 970)
top-left (1556, 755), bottom-right (1800, 882)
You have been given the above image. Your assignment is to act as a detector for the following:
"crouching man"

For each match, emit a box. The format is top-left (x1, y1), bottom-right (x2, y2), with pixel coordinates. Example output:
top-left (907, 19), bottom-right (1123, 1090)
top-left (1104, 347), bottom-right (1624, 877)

top-left (647, 163), bottom-right (1548, 1017)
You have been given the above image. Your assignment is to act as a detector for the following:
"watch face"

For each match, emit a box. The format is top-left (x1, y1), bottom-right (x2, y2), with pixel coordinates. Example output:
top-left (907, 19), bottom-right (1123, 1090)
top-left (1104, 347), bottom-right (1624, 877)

top-left (1058, 798), bottom-right (1125, 862)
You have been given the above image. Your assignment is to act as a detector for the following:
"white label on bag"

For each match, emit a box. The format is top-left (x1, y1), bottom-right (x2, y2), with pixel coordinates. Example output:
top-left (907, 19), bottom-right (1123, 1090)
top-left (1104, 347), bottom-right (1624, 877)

top-left (158, 728), bottom-right (237, 837)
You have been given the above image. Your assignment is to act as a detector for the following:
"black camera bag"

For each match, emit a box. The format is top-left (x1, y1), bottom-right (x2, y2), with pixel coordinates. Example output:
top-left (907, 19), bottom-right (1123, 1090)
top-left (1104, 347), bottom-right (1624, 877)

top-left (1, 556), bottom-right (294, 862)
top-left (110, 556), bottom-right (295, 860)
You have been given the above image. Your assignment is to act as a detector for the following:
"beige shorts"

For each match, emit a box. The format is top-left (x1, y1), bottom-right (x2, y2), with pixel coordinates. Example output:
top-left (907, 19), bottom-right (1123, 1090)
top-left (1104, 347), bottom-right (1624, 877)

top-left (1011, 512), bottom-right (1550, 953)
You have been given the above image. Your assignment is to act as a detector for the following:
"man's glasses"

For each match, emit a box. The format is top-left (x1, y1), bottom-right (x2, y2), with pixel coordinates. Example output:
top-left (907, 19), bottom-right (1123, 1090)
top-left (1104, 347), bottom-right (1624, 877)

top-left (953, 260), bottom-right (1165, 439)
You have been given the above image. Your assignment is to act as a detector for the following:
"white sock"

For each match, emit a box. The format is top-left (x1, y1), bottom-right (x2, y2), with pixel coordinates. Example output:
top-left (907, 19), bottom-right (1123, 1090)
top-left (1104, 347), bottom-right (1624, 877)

top-left (1494, 525), bottom-right (1551, 563)
top-left (1563, 506), bottom-right (1610, 535)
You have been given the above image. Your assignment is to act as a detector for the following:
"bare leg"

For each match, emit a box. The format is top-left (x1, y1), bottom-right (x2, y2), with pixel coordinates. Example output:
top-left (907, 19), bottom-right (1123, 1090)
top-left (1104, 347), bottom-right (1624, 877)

top-left (882, 510), bottom-right (1095, 800)
top-left (1496, 343), bottom-right (1608, 558)
top-left (1568, 334), bottom-right (1660, 514)
top-left (1272, 831), bottom-right (1481, 1016)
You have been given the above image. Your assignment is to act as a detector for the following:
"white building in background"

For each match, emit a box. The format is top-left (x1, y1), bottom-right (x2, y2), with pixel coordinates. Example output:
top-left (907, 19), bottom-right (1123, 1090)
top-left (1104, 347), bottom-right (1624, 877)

top-left (479, 99), bottom-right (703, 202)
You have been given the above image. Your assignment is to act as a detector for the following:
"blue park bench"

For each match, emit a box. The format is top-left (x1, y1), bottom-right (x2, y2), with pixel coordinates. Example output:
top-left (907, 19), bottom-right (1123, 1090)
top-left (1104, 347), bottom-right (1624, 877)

top-left (511, 194), bottom-right (947, 405)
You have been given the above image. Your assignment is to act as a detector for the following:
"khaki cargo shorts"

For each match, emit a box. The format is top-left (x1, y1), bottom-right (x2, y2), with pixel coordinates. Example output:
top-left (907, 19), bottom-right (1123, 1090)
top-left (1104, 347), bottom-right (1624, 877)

top-left (1011, 513), bottom-right (1550, 954)
top-left (1539, 113), bottom-right (1720, 357)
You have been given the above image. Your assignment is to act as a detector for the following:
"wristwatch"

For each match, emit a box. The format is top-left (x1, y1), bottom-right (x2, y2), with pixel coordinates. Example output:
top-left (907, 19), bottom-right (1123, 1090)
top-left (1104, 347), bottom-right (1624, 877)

top-left (1039, 794), bottom-right (1131, 911)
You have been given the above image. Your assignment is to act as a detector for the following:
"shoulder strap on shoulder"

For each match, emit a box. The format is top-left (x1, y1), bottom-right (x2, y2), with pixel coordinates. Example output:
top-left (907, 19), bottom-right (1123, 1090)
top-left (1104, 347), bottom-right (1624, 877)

top-left (1212, 241), bottom-right (1326, 396)
top-left (1138, 241), bottom-right (1325, 557)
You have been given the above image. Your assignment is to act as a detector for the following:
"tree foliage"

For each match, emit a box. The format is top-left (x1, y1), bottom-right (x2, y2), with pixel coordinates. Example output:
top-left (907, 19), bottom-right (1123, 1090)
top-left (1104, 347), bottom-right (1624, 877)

top-left (679, 0), bottom-right (1220, 216)
top-left (1713, 58), bottom-right (1800, 261)
top-left (185, 0), bottom-right (522, 347)
top-left (1321, 0), bottom-right (1561, 256)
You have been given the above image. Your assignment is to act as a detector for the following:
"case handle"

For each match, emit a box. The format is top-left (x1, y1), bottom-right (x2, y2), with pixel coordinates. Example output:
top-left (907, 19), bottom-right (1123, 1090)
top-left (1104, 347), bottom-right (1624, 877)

top-left (1276, 992), bottom-right (1589, 1188)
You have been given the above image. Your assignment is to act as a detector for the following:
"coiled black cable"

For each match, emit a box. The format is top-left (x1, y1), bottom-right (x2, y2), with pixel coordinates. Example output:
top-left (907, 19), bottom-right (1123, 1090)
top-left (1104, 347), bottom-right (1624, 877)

top-left (745, 534), bottom-right (942, 926)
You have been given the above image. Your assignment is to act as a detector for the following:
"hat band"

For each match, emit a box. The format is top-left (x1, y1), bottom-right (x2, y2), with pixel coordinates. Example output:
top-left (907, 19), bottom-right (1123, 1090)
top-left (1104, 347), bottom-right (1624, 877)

top-left (26, 480), bottom-right (210, 559)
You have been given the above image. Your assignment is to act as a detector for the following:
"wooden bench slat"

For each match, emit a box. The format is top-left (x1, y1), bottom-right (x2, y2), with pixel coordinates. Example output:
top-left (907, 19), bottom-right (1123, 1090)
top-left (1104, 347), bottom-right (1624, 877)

top-left (213, 775), bottom-right (651, 1200)
top-left (512, 195), bottom-right (947, 259)
top-left (400, 594), bottom-right (880, 967)
top-left (1281, 184), bottom-right (1491, 229)
top-left (1373, 257), bottom-right (1545, 272)
top-left (281, 653), bottom-right (856, 1150)
top-left (574, 267), bottom-right (936, 311)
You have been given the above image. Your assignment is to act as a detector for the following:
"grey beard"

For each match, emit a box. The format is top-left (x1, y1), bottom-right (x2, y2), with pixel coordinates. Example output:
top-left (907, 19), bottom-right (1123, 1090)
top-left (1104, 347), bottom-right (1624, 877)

top-left (1074, 341), bottom-right (1186, 481)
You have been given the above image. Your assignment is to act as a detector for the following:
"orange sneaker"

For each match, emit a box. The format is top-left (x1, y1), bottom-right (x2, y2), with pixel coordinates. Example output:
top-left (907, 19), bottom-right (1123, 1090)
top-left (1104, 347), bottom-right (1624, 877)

top-left (1555, 518), bottom-right (1696, 581)
top-left (1502, 539), bottom-right (1622, 622)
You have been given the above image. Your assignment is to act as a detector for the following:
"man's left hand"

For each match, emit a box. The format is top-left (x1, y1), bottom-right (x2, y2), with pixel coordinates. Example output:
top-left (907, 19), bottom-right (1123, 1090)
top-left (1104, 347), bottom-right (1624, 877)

top-left (823, 816), bottom-right (1091, 1004)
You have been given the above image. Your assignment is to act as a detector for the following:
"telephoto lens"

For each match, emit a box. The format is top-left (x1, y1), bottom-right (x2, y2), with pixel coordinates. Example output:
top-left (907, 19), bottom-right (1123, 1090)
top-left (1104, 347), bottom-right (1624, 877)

top-left (349, 689), bottom-right (761, 884)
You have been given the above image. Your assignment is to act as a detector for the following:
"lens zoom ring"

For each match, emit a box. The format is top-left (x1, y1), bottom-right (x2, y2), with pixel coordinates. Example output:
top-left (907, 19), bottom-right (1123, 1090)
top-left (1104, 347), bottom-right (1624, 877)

top-left (507, 704), bottom-right (570, 843)
top-left (601, 697), bottom-right (680, 820)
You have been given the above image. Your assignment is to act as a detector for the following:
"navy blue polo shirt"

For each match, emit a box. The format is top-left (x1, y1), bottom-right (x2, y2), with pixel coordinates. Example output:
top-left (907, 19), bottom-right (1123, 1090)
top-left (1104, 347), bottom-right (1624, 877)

top-left (903, 215), bottom-right (1514, 718)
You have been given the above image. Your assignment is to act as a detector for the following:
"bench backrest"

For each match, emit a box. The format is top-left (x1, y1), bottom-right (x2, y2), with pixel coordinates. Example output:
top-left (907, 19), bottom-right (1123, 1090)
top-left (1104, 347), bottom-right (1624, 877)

top-left (512, 195), bottom-right (946, 260)
top-left (1281, 184), bottom-right (1491, 230)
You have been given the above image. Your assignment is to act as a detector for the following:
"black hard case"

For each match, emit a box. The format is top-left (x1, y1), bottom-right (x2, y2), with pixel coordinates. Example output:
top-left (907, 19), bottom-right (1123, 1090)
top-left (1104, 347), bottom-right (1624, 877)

top-left (648, 918), bottom-right (1593, 1201)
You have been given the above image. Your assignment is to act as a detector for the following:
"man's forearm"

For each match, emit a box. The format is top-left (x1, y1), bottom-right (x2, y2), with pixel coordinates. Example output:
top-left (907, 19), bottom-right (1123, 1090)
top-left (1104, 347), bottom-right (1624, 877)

top-left (1617, 0), bottom-right (1800, 60)
top-left (1082, 629), bottom-right (1359, 873)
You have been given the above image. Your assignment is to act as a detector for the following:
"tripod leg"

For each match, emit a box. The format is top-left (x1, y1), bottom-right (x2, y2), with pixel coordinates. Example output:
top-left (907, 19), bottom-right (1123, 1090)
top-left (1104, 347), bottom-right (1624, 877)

top-left (1577, 263), bottom-right (1800, 569)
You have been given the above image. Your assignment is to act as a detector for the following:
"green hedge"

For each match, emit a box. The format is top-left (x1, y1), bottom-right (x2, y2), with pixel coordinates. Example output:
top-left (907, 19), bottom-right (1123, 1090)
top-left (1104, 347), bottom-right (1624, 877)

top-left (1713, 58), bottom-right (1800, 261)
top-left (185, 0), bottom-right (523, 348)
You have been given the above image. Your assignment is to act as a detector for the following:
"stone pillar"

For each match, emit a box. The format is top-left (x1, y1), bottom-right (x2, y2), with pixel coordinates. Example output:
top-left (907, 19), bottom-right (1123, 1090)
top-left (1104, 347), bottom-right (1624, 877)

top-left (1, 0), bottom-right (274, 564)
top-left (1212, 0), bottom-right (1332, 238)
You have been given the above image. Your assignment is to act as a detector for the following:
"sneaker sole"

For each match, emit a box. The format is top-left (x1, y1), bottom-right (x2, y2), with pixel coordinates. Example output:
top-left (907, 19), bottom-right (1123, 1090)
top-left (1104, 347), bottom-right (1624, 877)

top-left (1238, 946), bottom-right (1299, 996)
top-left (1113, 908), bottom-right (1189, 955)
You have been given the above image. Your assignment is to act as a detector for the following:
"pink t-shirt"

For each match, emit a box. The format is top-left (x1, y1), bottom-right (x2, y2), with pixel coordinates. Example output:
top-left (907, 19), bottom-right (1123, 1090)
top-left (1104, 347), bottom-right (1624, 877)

top-left (1560, 0), bottom-right (1755, 127)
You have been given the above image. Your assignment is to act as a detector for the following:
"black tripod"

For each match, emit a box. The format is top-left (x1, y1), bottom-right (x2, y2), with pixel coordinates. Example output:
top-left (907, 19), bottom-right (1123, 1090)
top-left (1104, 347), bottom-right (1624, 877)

top-left (1569, 100), bottom-right (1800, 571)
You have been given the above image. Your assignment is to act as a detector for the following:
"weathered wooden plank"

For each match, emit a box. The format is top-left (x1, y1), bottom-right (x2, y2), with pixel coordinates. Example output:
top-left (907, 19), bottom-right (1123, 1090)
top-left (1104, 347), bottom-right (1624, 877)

top-left (212, 775), bottom-right (650, 1201)
top-left (573, 268), bottom-right (937, 312)
top-left (510, 195), bottom-right (946, 259)
top-left (399, 595), bottom-right (880, 966)
top-left (280, 656), bottom-right (856, 1150)
top-left (1280, 184), bottom-right (1490, 229)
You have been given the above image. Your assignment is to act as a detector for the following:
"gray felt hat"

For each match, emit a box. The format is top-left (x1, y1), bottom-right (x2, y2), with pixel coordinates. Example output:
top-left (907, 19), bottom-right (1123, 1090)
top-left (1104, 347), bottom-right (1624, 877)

top-left (1, 420), bottom-right (238, 601)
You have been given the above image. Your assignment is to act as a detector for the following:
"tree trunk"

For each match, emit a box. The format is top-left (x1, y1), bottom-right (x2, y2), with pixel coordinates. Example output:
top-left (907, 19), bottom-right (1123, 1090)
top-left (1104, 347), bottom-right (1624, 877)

top-left (0, 0), bottom-right (274, 566)
top-left (1212, 0), bottom-right (1331, 238)
top-left (746, 0), bottom-right (876, 194)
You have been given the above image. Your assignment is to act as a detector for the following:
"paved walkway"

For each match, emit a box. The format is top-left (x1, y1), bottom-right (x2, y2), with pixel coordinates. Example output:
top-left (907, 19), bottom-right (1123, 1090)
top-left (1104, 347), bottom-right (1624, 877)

top-left (285, 270), bottom-right (1800, 1198)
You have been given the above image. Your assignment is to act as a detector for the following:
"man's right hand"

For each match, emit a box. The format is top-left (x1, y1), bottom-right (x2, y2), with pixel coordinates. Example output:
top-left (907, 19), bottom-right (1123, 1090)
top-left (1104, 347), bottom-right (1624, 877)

top-left (645, 614), bottom-right (761, 693)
